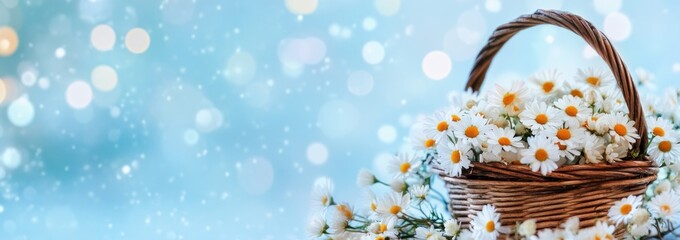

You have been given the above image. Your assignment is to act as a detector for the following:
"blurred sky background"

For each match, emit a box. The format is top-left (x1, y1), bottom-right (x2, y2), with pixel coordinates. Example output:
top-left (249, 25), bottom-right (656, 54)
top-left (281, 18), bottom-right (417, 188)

top-left (0, 0), bottom-right (679, 239)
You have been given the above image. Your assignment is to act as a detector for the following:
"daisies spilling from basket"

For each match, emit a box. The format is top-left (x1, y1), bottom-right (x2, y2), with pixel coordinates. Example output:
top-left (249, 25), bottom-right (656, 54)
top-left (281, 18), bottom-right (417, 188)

top-left (307, 68), bottom-right (680, 240)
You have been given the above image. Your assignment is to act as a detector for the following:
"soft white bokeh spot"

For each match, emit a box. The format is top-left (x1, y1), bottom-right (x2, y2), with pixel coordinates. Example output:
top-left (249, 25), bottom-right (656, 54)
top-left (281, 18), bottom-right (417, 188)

top-left (375, 0), bottom-right (400, 16)
top-left (91, 65), bottom-right (118, 92)
top-left (377, 125), bottom-right (397, 143)
top-left (422, 51), bottom-right (452, 81)
top-left (362, 41), bottom-right (385, 65)
top-left (194, 108), bottom-right (223, 132)
top-left (21, 71), bottom-right (37, 87)
top-left (583, 45), bottom-right (598, 59)
top-left (673, 63), bottom-right (680, 73)
top-left (485, 0), bottom-right (501, 12)
top-left (7, 96), bottom-right (34, 127)
top-left (347, 71), bottom-right (374, 96)
top-left (457, 10), bottom-right (486, 45)
top-left (362, 17), bottom-right (377, 31)
top-left (306, 142), bottom-right (329, 165)
top-left (594, 0), bottom-right (621, 15)
top-left (125, 28), bottom-right (151, 54)
top-left (1, 147), bottom-right (20, 169)
top-left (90, 24), bottom-right (116, 51)
top-left (285, 0), bottom-right (318, 15)
top-left (373, 152), bottom-right (394, 180)
top-left (225, 51), bottom-right (256, 85)
top-left (603, 12), bottom-right (631, 42)
top-left (278, 37), bottom-right (326, 67)
top-left (55, 47), bottom-right (66, 59)
top-left (183, 129), bottom-right (200, 146)
top-left (65, 81), bottom-right (93, 109)
top-left (121, 165), bottom-right (131, 175)
top-left (237, 157), bottom-right (274, 195)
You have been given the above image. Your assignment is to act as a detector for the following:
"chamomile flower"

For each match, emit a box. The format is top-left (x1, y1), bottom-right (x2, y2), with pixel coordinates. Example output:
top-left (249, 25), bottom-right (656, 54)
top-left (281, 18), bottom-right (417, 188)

top-left (470, 204), bottom-right (504, 240)
top-left (375, 191), bottom-right (411, 222)
top-left (647, 136), bottom-right (680, 165)
top-left (629, 209), bottom-right (654, 237)
top-left (543, 123), bottom-right (586, 148)
top-left (415, 226), bottom-right (446, 240)
top-left (517, 219), bottom-right (537, 237)
top-left (327, 212), bottom-right (349, 235)
top-left (519, 101), bottom-right (561, 132)
top-left (409, 185), bottom-right (429, 201)
top-left (423, 110), bottom-right (452, 141)
top-left (521, 136), bottom-right (560, 175)
top-left (529, 69), bottom-right (562, 97)
top-left (410, 130), bottom-right (438, 151)
top-left (554, 95), bottom-right (592, 126)
top-left (648, 191), bottom-right (680, 223)
top-left (361, 233), bottom-right (389, 240)
top-left (488, 81), bottom-right (529, 111)
top-left (367, 219), bottom-right (398, 238)
top-left (577, 67), bottom-right (614, 89)
top-left (307, 214), bottom-right (328, 238)
top-left (607, 195), bottom-right (642, 225)
top-left (436, 141), bottom-right (472, 177)
top-left (636, 68), bottom-right (656, 90)
top-left (448, 106), bottom-right (464, 123)
top-left (562, 81), bottom-right (586, 99)
top-left (449, 89), bottom-right (480, 110)
top-left (312, 177), bottom-right (334, 209)
top-left (389, 178), bottom-right (406, 193)
top-left (605, 142), bottom-right (628, 163)
top-left (333, 202), bottom-right (354, 221)
top-left (647, 117), bottom-right (674, 138)
top-left (486, 126), bottom-right (523, 154)
top-left (443, 219), bottom-right (461, 237)
top-left (590, 221), bottom-right (616, 240)
top-left (606, 112), bottom-right (640, 147)
top-left (357, 168), bottom-right (376, 187)
top-left (452, 114), bottom-right (491, 147)
top-left (582, 133), bottom-right (605, 164)
top-left (562, 216), bottom-right (580, 235)
top-left (387, 152), bottom-right (420, 179)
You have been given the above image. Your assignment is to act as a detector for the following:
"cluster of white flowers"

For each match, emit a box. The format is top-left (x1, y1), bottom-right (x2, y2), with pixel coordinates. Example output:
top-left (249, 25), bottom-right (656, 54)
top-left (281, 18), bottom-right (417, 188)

top-left (308, 68), bottom-right (680, 239)
top-left (412, 68), bottom-right (680, 176)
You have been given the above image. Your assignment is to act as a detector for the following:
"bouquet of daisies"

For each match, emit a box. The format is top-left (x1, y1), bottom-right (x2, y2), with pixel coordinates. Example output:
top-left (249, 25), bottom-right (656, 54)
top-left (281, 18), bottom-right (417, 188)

top-left (307, 68), bottom-right (680, 240)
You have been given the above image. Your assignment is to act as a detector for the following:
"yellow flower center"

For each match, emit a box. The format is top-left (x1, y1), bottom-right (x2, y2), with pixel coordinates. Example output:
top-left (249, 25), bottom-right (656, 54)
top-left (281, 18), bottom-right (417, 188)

top-left (565, 106), bottom-right (578, 117)
top-left (535, 113), bottom-right (548, 124)
top-left (586, 76), bottom-right (600, 86)
top-left (570, 89), bottom-right (583, 98)
top-left (557, 142), bottom-right (567, 150)
top-left (399, 162), bottom-right (411, 173)
top-left (337, 204), bottom-right (353, 219)
top-left (485, 220), bottom-right (496, 232)
top-left (389, 205), bottom-right (401, 215)
top-left (502, 93), bottom-right (516, 106)
top-left (659, 140), bottom-right (672, 153)
top-left (542, 81), bottom-right (555, 93)
top-left (437, 121), bottom-right (449, 132)
top-left (451, 150), bottom-right (461, 164)
top-left (556, 129), bottom-right (571, 140)
top-left (661, 204), bottom-right (671, 214)
top-left (653, 126), bottom-right (665, 137)
top-left (321, 195), bottom-right (328, 206)
top-left (605, 234), bottom-right (613, 240)
top-left (451, 114), bottom-right (461, 122)
top-left (376, 236), bottom-right (385, 240)
top-left (614, 124), bottom-right (627, 136)
top-left (379, 223), bottom-right (387, 233)
top-left (595, 236), bottom-right (602, 240)
top-left (370, 202), bottom-right (377, 212)
top-left (620, 203), bottom-right (632, 215)
top-left (498, 137), bottom-right (511, 146)
top-left (535, 149), bottom-right (549, 162)
top-left (465, 125), bottom-right (479, 138)
top-left (424, 139), bottom-right (436, 148)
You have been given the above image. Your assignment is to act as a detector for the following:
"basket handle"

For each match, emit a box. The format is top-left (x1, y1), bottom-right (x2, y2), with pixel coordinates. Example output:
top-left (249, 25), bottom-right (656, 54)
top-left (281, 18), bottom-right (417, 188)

top-left (465, 9), bottom-right (647, 156)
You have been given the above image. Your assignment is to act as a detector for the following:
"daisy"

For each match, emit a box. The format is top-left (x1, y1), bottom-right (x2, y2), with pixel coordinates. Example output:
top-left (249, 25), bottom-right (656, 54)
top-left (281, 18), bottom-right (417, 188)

top-left (554, 95), bottom-right (592, 127)
top-left (422, 110), bottom-right (452, 142)
top-left (327, 211), bottom-right (349, 235)
top-left (386, 152), bottom-right (420, 179)
top-left (415, 225), bottom-right (446, 240)
top-left (529, 69), bottom-right (562, 97)
top-left (521, 136), bottom-right (560, 175)
top-left (629, 209), bottom-right (654, 237)
top-left (654, 179), bottom-right (672, 195)
top-left (389, 178), bottom-right (406, 193)
top-left (452, 114), bottom-right (491, 147)
top-left (535, 228), bottom-right (566, 240)
top-left (307, 214), bottom-right (328, 238)
top-left (360, 233), bottom-right (389, 240)
top-left (519, 101), bottom-right (561, 132)
top-left (457, 230), bottom-right (475, 240)
top-left (409, 185), bottom-right (429, 201)
top-left (647, 117), bottom-right (674, 138)
top-left (562, 81), bottom-right (586, 99)
top-left (517, 219), bottom-right (537, 237)
top-left (443, 219), bottom-right (461, 237)
top-left (561, 216), bottom-right (580, 235)
top-left (375, 191), bottom-right (411, 222)
top-left (648, 191), bottom-right (680, 223)
top-left (436, 141), bottom-right (472, 177)
top-left (312, 177), bottom-right (334, 209)
top-left (409, 130), bottom-right (438, 152)
top-left (356, 168), bottom-right (376, 187)
top-left (576, 67), bottom-right (614, 89)
top-left (590, 221), bottom-right (615, 240)
top-left (449, 89), bottom-right (480, 110)
top-left (636, 68), bottom-right (656, 90)
top-left (333, 202), bottom-right (354, 221)
top-left (367, 218), bottom-right (398, 238)
top-left (605, 142), bottom-right (628, 163)
top-left (584, 114), bottom-right (609, 135)
top-left (486, 126), bottom-right (523, 154)
top-left (488, 81), bottom-right (529, 111)
top-left (470, 204), bottom-right (504, 240)
top-left (448, 106), bottom-right (464, 123)
top-left (647, 136), bottom-right (680, 165)
top-left (582, 133), bottom-right (605, 164)
top-left (606, 112), bottom-right (639, 146)
top-left (607, 195), bottom-right (642, 225)
top-left (543, 123), bottom-right (586, 148)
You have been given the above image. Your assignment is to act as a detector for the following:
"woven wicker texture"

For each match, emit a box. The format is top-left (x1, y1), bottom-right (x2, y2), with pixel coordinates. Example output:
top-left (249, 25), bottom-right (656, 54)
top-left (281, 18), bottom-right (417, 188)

top-left (438, 9), bottom-right (658, 235)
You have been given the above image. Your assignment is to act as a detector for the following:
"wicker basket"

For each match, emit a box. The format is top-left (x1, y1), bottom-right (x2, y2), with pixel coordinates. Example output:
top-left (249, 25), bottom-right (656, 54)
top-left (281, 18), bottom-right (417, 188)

top-left (435, 9), bottom-right (658, 235)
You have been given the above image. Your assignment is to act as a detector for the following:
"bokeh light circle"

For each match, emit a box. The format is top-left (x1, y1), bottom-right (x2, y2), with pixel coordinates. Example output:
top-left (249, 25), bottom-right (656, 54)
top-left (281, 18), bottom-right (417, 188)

top-left (347, 71), bottom-right (374, 96)
top-left (0, 26), bottom-right (19, 57)
top-left (194, 107), bottom-right (223, 132)
top-left (125, 28), bottom-right (150, 54)
top-left (90, 24), bottom-right (116, 51)
top-left (225, 51), bottom-right (256, 85)
top-left (377, 125), bottom-right (397, 143)
top-left (1, 147), bottom-right (21, 169)
top-left (594, 0), bottom-right (621, 15)
top-left (91, 65), bottom-right (118, 92)
top-left (362, 41), bottom-right (385, 65)
top-left (183, 129), bottom-right (200, 145)
top-left (485, 0), bottom-right (501, 12)
top-left (285, 0), bottom-right (318, 15)
top-left (363, 17), bottom-right (377, 31)
top-left (306, 142), bottom-right (328, 165)
top-left (422, 51), bottom-right (452, 80)
top-left (7, 96), bottom-right (34, 127)
top-left (65, 81), bottom-right (93, 109)
top-left (603, 12), bottom-right (631, 42)
top-left (375, 0), bottom-right (400, 16)
top-left (0, 79), bottom-right (5, 104)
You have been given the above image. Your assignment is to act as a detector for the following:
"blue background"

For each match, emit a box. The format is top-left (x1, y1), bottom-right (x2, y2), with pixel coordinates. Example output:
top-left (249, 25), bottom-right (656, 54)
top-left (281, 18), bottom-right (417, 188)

top-left (0, 0), bottom-right (679, 239)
